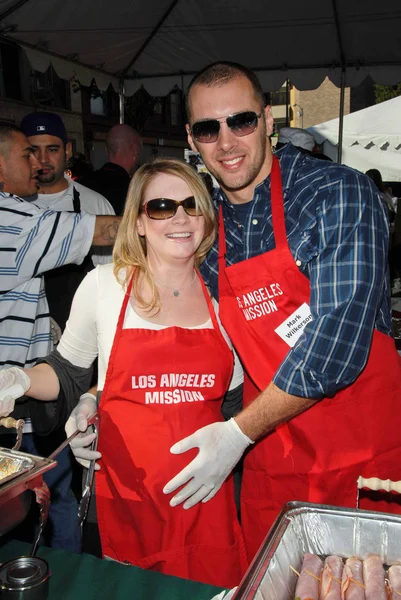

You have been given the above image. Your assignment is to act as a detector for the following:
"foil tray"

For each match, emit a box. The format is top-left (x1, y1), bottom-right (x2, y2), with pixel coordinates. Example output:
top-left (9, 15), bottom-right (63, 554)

top-left (0, 447), bottom-right (56, 536)
top-left (0, 448), bottom-right (35, 486)
top-left (233, 501), bottom-right (401, 600)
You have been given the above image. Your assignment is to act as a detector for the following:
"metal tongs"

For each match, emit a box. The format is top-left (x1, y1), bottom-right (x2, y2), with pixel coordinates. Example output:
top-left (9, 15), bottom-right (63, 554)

top-left (48, 412), bottom-right (101, 534)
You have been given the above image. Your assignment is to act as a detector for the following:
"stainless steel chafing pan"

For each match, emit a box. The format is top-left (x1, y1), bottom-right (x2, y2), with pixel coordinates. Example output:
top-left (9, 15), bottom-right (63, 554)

top-left (233, 501), bottom-right (401, 600)
top-left (0, 447), bottom-right (56, 536)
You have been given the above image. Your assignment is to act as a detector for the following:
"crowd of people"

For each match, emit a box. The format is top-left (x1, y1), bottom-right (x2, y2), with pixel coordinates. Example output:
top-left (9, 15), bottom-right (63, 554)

top-left (0, 61), bottom-right (400, 591)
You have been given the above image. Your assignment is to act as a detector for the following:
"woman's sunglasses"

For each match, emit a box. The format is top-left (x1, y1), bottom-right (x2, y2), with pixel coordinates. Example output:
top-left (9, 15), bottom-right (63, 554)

top-left (140, 196), bottom-right (201, 220)
top-left (190, 110), bottom-right (263, 144)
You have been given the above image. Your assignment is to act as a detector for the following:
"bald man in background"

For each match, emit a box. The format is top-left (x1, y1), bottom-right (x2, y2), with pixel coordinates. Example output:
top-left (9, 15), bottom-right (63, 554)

top-left (80, 124), bottom-right (142, 215)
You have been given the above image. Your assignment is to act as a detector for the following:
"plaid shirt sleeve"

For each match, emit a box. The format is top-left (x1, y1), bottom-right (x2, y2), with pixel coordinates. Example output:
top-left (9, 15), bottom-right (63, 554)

top-left (273, 167), bottom-right (390, 398)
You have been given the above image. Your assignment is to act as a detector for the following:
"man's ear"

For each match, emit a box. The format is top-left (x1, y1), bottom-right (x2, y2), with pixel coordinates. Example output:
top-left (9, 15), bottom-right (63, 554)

top-left (264, 105), bottom-right (274, 137)
top-left (186, 124), bottom-right (198, 154)
top-left (65, 142), bottom-right (72, 160)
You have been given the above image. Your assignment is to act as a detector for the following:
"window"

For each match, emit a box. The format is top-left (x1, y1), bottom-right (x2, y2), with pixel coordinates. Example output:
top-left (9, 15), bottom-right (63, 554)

top-left (0, 42), bottom-right (22, 100)
top-left (32, 66), bottom-right (70, 110)
top-left (267, 89), bottom-right (288, 106)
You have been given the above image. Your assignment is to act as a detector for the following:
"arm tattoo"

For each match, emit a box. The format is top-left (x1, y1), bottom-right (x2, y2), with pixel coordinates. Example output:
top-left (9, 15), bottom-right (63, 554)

top-left (99, 220), bottom-right (120, 243)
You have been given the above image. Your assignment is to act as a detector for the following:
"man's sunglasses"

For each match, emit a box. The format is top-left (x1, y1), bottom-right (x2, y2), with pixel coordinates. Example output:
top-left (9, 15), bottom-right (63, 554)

top-left (190, 110), bottom-right (263, 144)
top-left (140, 196), bottom-right (201, 220)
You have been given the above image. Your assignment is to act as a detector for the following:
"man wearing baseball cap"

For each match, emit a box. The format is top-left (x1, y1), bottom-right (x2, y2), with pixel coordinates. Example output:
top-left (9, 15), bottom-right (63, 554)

top-left (21, 111), bottom-right (115, 331)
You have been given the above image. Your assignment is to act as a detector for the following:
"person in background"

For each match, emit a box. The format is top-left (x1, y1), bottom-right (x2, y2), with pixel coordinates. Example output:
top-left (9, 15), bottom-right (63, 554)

top-left (79, 124), bottom-right (143, 215)
top-left (366, 168), bottom-right (401, 296)
top-left (162, 61), bottom-right (401, 562)
top-left (276, 126), bottom-right (332, 161)
top-left (366, 168), bottom-right (397, 227)
top-left (21, 111), bottom-right (115, 332)
top-left (0, 120), bottom-right (121, 553)
top-left (65, 155), bottom-right (93, 180)
top-left (0, 158), bottom-right (247, 588)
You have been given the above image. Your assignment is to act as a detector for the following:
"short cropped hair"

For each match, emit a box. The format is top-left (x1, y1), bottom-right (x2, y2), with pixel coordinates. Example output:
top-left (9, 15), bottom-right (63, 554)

top-left (186, 61), bottom-right (266, 120)
top-left (0, 121), bottom-right (23, 146)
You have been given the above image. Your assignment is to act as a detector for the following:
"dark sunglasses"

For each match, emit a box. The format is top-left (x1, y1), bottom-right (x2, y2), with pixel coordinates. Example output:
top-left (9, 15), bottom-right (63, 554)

top-left (190, 110), bottom-right (263, 143)
top-left (140, 196), bottom-right (201, 220)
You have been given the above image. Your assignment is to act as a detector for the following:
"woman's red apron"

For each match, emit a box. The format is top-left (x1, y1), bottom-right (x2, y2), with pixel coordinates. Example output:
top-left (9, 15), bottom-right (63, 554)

top-left (96, 272), bottom-right (247, 587)
top-left (218, 156), bottom-right (401, 561)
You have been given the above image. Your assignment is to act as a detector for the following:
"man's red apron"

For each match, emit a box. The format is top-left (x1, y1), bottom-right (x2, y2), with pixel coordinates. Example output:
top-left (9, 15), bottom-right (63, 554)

top-left (218, 156), bottom-right (401, 561)
top-left (96, 272), bottom-right (247, 587)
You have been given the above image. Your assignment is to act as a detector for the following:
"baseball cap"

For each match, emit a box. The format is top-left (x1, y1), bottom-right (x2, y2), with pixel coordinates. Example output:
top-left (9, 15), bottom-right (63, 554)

top-left (20, 111), bottom-right (67, 144)
top-left (278, 127), bottom-right (316, 152)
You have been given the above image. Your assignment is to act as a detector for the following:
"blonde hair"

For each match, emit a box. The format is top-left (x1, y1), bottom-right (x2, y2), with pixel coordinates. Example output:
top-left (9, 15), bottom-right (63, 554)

top-left (113, 157), bottom-right (216, 313)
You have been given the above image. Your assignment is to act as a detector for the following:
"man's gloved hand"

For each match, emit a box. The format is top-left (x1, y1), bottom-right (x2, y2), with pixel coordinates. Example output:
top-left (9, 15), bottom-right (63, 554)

top-left (0, 367), bottom-right (31, 417)
top-left (65, 393), bottom-right (101, 469)
top-left (163, 418), bottom-right (253, 509)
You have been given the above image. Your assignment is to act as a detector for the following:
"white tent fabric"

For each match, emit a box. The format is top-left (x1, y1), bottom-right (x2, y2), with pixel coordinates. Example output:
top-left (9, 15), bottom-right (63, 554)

top-left (0, 0), bottom-right (400, 95)
top-left (308, 96), bottom-right (401, 181)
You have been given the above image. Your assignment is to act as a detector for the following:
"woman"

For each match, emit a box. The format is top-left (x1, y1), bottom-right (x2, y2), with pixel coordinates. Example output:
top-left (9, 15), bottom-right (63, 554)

top-left (0, 159), bottom-right (249, 587)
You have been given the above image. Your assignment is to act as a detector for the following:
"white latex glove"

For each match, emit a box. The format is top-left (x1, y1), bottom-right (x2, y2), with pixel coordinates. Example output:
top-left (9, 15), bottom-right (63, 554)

top-left (163, 418), bottom-right (253, 509)
top-left (210, 587), bottom-right (237, 600)
top-left (65, 393), bottom-right (101, 469)
top-left (0, 367), bottom-right (31, 417)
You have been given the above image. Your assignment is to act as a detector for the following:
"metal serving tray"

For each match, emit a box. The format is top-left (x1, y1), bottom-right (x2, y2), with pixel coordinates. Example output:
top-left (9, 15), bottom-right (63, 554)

top-left (0, 448), bottom-right (35, 486)
top-left (0, 447), bottom-right (56, 536)
top-left (233, 501), bottom-right (401, 600)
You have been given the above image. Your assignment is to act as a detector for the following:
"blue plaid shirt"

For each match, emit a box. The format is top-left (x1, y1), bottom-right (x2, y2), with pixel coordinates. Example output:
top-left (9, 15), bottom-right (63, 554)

top-left (200, 144), bottom-right (392, 399)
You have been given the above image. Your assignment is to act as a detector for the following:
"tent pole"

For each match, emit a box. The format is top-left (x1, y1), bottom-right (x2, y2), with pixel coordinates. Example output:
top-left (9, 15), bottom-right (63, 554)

top-left (337, 67), bottom-right (346, 163)
top-left (119, 78), bottom-right (125, 124)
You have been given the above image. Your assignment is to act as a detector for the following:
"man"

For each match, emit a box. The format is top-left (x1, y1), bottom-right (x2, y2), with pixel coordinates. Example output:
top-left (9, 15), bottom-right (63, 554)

top-left (21, 111), bottom-right (114, 332)
top-left (0, 121), bottom-right (120, 551)
top-left (162, 62), bottom-right (401, 561)
top-left (80, 124), bottom-right (142, 215)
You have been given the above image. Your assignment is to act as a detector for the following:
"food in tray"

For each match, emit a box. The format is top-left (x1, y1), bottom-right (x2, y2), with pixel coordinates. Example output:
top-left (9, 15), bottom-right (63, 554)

top-left (342, 557), bottom-right (364, 600)
top-left (0, 456), bottom-right (23, 481)
top-left (321, 556), bottom-right (343, 600)
top-left (293, 553), bottom-right (401, 599)
top-left (388, 565), bottom-right (401, 597)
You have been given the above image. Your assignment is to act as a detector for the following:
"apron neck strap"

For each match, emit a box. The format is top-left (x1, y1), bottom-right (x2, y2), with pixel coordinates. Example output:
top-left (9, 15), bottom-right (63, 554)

top-left (116, 271), bottom-right (134, 333)
top-left (270, 155), bottom-right (288, 248)
top-left (197, 269), bottom-right (221, 331)
top-left (217, 154), bottom-right (289, 268)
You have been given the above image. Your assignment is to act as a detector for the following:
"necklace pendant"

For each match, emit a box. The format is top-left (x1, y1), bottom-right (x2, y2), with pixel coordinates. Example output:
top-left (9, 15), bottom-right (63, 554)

top-left (173, 290), bottom-right (180, 297)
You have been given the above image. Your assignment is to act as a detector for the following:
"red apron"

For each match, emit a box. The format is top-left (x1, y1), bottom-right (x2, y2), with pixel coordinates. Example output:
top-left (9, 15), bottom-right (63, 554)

top-left (96, 272), bottom-right (247, 587)
top-left (218, 156), bottom-right (401, 561)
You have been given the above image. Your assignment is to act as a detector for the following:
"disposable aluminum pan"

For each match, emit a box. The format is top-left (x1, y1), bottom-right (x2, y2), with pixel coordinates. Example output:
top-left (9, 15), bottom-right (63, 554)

top-left (233, 501), bottom-right (401, 600)
top-left (0, 448), bottom-right (56, 536)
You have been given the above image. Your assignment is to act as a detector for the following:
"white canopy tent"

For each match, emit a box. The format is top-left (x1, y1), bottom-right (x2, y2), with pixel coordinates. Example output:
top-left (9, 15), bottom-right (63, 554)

top-left (0, 0), bottom-right (400, 96)
top-left (308, 96), bottom-right (401, 182)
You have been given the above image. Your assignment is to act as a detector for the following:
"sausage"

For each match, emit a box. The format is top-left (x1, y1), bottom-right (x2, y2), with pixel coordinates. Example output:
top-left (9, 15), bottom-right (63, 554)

top-left (294, 553), bottom-right (323, 600)
top-left (388, 564), bottom-right (401, 599)
top-left (363, 555), bottom-right (387, 600)
top-left (320, 556), bottom-right (343, 600)
top-left (341, 557), bottom-right (365, 600)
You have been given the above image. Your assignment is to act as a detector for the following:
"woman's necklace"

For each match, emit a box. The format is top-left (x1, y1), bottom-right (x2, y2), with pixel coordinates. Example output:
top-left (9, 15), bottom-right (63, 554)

top-left (153, 270), bottom-right (197, 297)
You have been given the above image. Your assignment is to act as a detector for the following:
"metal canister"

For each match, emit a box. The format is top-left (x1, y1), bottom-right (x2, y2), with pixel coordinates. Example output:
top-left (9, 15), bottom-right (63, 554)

top-left (0, 556), bottom-right (51, 600)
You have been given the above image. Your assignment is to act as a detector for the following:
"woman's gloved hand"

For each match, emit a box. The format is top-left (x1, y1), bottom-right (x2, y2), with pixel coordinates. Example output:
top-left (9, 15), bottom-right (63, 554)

top-left (163, 418), bottom-right (253, 509)
top-left (65, 393), bottom-right (101, 469)
top-left (0, 367), bottom-right (31, 417)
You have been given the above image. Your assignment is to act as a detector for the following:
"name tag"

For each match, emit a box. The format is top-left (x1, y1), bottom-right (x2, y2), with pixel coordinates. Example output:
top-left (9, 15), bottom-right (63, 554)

top-left (274, 303), bottom-right (313, 347)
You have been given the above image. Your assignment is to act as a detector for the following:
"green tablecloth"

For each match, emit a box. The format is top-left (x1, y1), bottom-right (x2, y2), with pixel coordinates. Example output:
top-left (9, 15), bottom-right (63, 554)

top-left (0, 541), bottom-right (225, 599)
